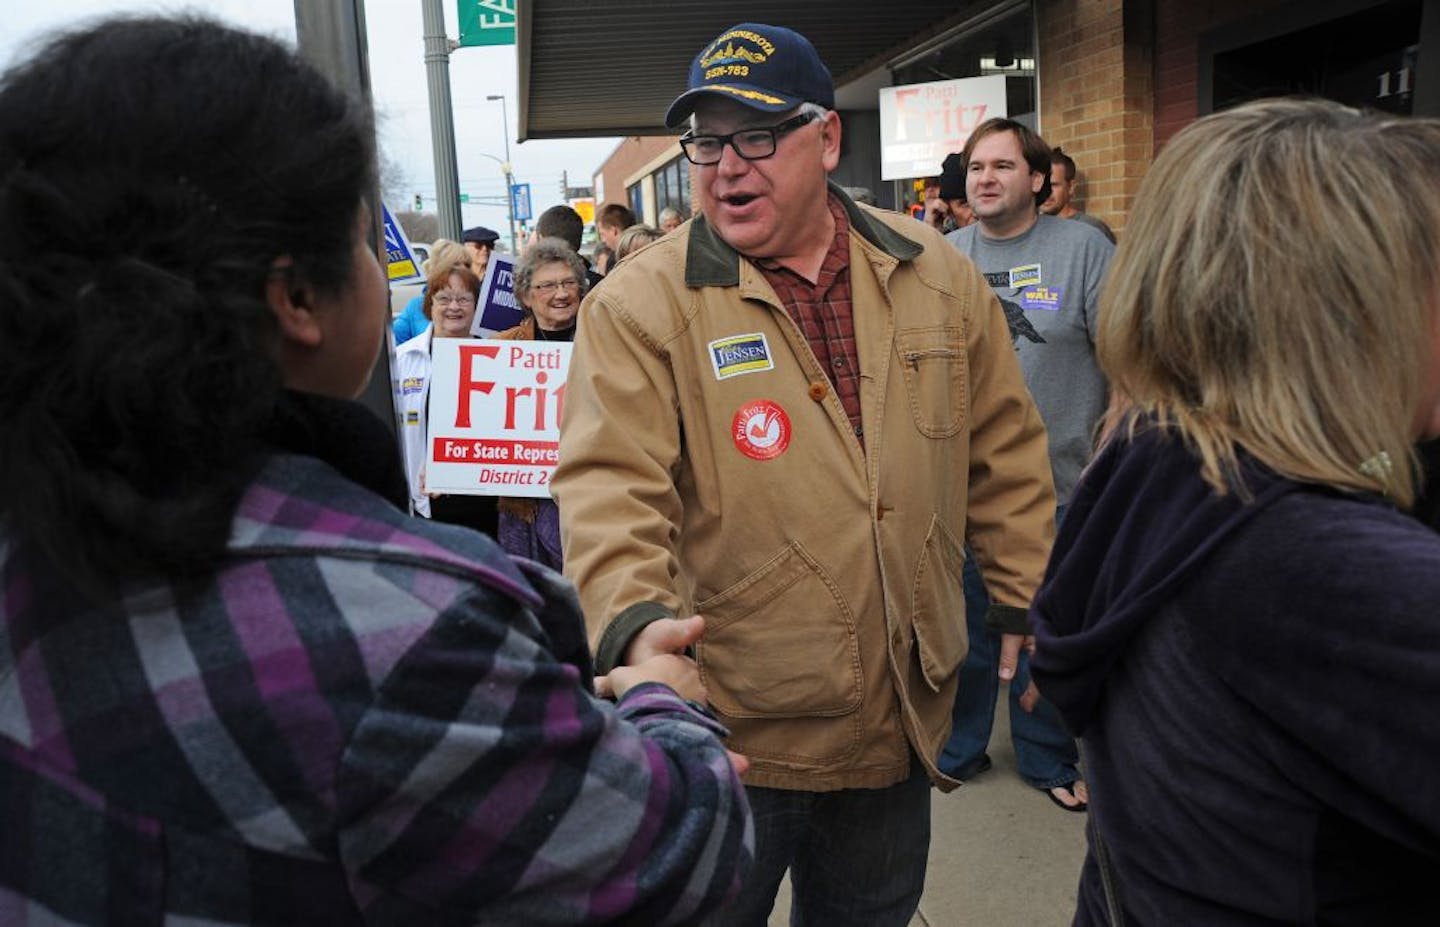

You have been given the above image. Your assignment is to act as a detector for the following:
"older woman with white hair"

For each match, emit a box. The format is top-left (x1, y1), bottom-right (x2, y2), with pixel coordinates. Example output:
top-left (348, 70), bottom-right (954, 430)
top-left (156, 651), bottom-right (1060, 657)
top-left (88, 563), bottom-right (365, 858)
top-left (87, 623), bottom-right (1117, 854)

top-left (493, 237), bottom-right (589, 568)
top-left (1031, 98), bottom-right (1440, 924)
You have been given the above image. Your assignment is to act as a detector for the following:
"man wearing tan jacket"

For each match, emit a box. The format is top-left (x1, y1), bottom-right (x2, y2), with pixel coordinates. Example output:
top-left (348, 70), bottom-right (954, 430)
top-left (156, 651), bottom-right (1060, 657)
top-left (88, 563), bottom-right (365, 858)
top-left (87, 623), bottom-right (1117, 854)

top-left (552, 21), bottom-right (1054, 927)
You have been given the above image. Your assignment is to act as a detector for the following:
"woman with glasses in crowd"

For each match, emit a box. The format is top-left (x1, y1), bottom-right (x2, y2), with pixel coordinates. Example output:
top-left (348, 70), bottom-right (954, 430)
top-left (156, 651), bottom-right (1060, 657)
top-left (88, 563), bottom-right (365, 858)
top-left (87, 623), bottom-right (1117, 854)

top-left (493, 237), bottom-right (587, 568)
top-left (391, 237), bottom-right (469, 343)
top-left (393, 262), bottom-right (487, 525)
top-left (0, 17), bottom-right (750, 924)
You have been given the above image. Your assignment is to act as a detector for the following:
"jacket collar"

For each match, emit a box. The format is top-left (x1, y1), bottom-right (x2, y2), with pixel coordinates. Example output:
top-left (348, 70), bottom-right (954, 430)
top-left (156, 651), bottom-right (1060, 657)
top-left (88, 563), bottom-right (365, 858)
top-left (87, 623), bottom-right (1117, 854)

top-left (684, 181), bottom-right (924, 288)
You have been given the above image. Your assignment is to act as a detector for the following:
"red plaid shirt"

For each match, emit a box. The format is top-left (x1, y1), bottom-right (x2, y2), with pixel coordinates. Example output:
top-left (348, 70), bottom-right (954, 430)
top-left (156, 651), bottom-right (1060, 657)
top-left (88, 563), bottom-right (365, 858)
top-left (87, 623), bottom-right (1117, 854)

top-left (755, 193), bottom-right (862, 438)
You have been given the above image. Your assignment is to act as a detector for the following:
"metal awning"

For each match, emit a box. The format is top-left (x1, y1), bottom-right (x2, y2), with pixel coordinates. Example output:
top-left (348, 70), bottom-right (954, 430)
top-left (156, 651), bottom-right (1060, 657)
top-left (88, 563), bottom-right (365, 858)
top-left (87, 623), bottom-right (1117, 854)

top-left (517, 0), bottom-right (1007, 140)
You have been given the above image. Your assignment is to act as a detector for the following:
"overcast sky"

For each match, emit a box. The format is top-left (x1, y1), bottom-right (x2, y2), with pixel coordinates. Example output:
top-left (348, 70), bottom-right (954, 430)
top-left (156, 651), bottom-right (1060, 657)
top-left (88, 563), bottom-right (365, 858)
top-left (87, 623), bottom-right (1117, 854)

top-left (0, 1), bottom-right (623, 235)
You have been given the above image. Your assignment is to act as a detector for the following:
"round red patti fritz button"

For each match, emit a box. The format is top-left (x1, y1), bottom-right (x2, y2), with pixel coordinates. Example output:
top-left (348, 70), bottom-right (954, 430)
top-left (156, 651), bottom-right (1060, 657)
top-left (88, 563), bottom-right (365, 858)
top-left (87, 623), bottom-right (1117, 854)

top-left (732, 399), bottom-right (792, 461)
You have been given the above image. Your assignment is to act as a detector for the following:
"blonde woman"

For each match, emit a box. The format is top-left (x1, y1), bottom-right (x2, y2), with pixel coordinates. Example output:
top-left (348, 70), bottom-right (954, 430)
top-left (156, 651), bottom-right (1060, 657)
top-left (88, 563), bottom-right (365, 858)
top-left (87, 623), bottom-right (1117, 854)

top-left (614, 223), bottom-right (663, 262)
top-left (391, 237), bottom-right (469, 342)
top-left (1030, 98), bottom-right (1440, 923)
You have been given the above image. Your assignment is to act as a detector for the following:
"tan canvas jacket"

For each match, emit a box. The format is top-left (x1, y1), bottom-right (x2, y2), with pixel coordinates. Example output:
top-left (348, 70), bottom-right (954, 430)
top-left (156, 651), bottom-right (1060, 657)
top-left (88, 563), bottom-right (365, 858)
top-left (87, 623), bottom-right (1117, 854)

top-left (553, 185), bottom-right (1055, 791)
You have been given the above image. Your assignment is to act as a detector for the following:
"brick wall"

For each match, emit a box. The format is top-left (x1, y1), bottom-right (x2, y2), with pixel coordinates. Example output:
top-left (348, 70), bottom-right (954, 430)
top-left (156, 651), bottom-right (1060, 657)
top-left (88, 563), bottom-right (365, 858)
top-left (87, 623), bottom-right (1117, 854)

top-left (1153, 0), bottom-right (1290, 151)
top-left (594, 135), bottom-right (682, 211)
top-left (1037, 0), bottom-right (1152, 235)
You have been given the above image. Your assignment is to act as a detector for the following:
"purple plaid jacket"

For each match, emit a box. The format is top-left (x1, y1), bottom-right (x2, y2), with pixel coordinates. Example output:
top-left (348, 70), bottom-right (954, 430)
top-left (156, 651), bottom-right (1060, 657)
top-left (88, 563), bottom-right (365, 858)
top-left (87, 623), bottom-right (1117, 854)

top-left (0, 452), bottom-right (751, 925)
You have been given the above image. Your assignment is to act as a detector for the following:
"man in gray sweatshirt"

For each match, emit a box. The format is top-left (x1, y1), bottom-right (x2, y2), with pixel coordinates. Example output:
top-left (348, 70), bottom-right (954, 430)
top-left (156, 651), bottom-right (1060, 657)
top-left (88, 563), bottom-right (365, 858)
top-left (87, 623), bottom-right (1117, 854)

top-left (942, 118), bottom-right (1114, 812)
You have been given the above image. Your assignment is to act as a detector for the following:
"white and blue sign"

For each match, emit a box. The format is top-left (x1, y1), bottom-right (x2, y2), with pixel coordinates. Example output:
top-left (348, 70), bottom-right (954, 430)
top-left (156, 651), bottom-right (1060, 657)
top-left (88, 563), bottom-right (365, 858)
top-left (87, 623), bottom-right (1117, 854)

top-left (382, 203), bottom-right (425, 284)
top-left (471, 253), bottom-right (524, 335)
top-left (511, 183), bottom-right (532, 222)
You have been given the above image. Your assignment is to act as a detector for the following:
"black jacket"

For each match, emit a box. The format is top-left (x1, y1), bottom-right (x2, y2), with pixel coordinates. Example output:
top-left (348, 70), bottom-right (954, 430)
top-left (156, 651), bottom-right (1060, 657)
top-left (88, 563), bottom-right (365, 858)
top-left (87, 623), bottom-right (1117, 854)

top-left (1032, 424), bottom-right (1440, 925)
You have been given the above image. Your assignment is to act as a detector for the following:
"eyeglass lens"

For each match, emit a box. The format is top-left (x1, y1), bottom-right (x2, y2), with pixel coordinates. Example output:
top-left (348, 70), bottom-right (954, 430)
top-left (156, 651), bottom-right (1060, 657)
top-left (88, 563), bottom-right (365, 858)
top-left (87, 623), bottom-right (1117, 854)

top-left (681, 113), bottom-right (815, 165)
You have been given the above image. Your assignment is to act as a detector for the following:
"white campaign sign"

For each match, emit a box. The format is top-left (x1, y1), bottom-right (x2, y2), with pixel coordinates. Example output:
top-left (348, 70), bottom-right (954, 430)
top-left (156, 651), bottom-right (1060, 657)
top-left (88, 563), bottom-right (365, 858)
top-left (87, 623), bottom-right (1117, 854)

top-left (425, 339), bottom-right (572, 499)
top-left (878, 75), bottom-right (1008, 180)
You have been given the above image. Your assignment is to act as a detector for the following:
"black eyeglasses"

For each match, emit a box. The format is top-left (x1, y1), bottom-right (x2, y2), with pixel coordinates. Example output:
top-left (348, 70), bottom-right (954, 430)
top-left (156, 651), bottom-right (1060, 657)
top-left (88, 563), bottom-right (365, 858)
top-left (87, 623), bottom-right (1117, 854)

top-left (679, 112), bottom-right (818, 166)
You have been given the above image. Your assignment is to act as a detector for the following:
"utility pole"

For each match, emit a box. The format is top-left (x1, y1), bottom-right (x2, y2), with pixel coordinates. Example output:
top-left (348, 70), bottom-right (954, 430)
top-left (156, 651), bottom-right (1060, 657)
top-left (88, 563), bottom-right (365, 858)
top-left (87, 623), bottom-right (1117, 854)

top-left (292, 0), bottom-right (399, 446)
top-left (421, 0), bottom-right (462, 240)
top-left (486, 93), bottom-right (518, 254)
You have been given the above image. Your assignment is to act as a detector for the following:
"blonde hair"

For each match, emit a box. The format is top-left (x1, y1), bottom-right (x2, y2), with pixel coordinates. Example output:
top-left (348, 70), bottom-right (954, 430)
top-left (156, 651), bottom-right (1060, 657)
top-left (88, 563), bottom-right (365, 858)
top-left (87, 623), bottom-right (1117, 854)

top-left (1100, 98), bottom-right (1440, 506)
top-left (421, 238), bottom-right (469, 276)
top-left (615, 224), bottom-right (663, 261)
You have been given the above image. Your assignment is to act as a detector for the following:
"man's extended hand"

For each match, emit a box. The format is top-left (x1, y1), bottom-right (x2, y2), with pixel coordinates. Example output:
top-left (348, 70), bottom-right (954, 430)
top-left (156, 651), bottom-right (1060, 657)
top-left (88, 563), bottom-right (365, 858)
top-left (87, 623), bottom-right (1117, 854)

top-left (999, 632), bottom-right (1041, 712)
top-left (593, 615), bottom-right (708, 698)
top-left (623, 614), bottom-right (707, 664)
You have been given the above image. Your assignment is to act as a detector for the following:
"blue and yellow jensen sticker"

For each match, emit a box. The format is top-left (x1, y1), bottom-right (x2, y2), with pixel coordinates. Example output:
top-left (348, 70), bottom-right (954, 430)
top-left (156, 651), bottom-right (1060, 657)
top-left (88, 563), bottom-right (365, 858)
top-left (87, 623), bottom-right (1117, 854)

top-left (709, 332), bottom-right (775, 380)
top-left (1009, 264), bottom-right (1042, 288)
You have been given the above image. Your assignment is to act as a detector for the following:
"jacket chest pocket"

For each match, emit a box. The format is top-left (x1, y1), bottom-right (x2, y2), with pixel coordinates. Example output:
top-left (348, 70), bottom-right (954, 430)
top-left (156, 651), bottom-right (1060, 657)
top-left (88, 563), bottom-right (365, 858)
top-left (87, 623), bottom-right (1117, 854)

top-left (896, 327), bottom-right (967, 438)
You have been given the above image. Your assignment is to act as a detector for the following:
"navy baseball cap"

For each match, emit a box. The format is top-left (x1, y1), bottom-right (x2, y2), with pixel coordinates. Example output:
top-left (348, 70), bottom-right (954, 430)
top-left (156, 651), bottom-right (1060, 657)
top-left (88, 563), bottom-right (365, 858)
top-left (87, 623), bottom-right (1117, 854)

top-left (664, 23), bottom-right (834, 127)
top-left (462, 226), bottom-right (499, 245)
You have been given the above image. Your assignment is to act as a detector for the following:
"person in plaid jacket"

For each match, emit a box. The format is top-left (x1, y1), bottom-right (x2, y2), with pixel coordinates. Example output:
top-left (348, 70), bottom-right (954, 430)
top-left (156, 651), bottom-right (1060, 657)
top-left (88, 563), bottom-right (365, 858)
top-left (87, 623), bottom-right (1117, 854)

top-left (0, 16), bottom-right (750, 926)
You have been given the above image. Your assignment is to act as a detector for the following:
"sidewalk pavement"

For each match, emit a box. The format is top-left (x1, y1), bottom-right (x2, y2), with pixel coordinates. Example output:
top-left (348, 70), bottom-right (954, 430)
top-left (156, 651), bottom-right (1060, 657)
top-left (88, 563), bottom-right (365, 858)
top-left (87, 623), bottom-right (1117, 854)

top-left (769, 695), bottom-right (1089, 926)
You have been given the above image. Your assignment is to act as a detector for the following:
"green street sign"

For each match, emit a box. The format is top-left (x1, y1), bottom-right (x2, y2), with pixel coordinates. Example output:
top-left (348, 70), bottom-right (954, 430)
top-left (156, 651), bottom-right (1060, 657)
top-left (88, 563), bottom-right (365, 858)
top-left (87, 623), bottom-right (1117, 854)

top-left (459, 193), bottom-right (470, 203)
top-left (457, 0), bottom-right (515, 47)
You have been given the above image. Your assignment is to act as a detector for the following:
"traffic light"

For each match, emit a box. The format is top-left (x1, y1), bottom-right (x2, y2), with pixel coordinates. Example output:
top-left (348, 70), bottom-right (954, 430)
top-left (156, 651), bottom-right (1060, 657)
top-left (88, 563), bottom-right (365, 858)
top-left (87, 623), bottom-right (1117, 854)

top-left (413, 193), bottom-right (423, 212)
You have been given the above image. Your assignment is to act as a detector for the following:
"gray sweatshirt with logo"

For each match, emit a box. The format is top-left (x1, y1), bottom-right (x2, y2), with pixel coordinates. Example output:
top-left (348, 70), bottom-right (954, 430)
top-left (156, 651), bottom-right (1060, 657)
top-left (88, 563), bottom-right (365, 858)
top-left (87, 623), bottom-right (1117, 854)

top-left (947, 214), bottom-right (1114, 503)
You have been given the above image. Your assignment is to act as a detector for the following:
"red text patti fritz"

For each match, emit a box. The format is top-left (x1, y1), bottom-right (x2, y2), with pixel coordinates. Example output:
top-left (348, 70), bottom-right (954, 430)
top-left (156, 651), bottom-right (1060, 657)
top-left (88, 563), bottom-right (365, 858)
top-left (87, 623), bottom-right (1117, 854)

top-left (424, 341), bottom-right (573, 498)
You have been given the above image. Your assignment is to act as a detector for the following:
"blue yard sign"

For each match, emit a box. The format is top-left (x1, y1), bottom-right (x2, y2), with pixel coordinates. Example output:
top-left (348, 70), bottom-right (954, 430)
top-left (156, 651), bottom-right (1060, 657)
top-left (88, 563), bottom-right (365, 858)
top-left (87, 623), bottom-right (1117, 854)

top-left (511, 182), bottom-right (532, 222)
top-left (381, 203), bottom-right (424, 284)
top-left (457, 0), bottom-right (516, 48)
top-left (471, 253), bottom-right (523, 335)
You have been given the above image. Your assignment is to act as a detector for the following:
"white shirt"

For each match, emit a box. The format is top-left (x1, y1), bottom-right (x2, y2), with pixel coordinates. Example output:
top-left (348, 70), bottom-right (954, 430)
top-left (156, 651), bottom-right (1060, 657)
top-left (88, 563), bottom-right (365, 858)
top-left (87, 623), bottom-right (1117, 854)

top-left (392, 328), bottom-right (434, 517)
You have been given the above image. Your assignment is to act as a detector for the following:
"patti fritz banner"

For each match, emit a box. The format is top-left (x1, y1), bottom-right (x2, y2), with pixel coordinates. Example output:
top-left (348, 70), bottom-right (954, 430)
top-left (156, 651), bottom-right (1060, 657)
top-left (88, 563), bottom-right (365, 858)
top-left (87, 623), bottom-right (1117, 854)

top-left (425, 339), bottom-right (572, 499)
top-left (878, 75), bottom-right (1008, 181)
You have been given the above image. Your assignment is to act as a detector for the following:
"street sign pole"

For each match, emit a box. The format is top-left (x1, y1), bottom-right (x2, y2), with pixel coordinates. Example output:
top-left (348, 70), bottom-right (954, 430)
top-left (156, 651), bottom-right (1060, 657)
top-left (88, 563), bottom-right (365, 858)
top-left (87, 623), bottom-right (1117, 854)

top-left (487, 93), bottom-right (518, 254)
top-left (421, 0), bottom-right (462, 240)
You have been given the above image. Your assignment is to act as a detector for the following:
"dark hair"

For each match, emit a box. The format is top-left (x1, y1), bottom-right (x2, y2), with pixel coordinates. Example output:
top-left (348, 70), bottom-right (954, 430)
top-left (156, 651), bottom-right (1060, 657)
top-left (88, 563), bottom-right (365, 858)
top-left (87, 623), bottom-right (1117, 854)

top-left (598, 203), bottom-right (637, 231)
top-left (593, 243), bottom-right (616, 274)
top-left (961, 118), bottom-right (1053, 207)
top-left (0, 16), bottom-right (376, 590)
top-left (1051, 146), bottom-right (1077, 182)
top-left (535, 204), bottom-right (584, 251)
top-left (422, 264), bottom-right (482, 321)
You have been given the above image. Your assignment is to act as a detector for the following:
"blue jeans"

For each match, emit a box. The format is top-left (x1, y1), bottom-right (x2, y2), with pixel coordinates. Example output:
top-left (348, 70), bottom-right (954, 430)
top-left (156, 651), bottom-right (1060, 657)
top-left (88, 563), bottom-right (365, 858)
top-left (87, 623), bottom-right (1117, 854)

top-left (703, 761), bottom-right (931, 927)
top-left (939, 508), bottom-right (1080, 790)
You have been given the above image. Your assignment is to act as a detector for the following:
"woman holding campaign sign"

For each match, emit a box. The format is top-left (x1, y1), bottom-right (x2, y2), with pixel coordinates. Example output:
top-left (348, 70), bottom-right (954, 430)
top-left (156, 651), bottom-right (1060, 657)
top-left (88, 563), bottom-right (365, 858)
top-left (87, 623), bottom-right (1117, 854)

top-left (493, 237), bottom-right (588, 568)
top-left (393, 261), bottom-right (499, 536)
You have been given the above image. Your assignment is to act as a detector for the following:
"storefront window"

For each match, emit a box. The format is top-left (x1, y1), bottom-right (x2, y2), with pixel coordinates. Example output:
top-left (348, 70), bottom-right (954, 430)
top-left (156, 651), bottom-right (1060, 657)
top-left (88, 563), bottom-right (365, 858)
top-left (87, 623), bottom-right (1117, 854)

top-left (1207, 0), bottom-right (1422, 116)
top-left (890, 3), bottom-right (1037, 129)
top-left (627, 182), bottom-right (644, 222)
top-left (653, 155), bottom-right (692, 220)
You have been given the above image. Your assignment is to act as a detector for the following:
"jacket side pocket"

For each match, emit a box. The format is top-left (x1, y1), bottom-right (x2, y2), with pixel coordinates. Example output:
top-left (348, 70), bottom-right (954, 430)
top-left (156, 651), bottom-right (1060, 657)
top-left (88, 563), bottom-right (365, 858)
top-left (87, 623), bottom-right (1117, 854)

top-left (911, 515), bottom-right (968, 691)
top-left (695, 541), bottom-right (863, 719)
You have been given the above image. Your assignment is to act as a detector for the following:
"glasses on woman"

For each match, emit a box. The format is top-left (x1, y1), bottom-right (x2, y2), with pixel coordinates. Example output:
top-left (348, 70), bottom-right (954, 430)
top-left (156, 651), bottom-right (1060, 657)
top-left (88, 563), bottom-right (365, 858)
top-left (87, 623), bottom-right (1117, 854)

top-left (679, 111), bottom-right (818, 165)
top-left (532, 278), bottom-right (580, 296)
top-left (433, 292), bottom-right (476, 307)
